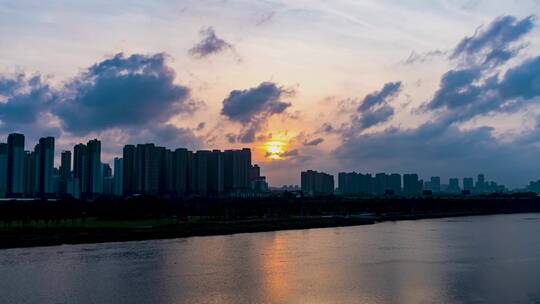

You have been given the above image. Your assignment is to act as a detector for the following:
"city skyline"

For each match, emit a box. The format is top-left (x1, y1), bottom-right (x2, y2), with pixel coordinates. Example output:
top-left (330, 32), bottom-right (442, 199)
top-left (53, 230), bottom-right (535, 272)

top-left (1, 2), bottom-right (540, 187)
top-left (0, 132), bottom-right (525, 198)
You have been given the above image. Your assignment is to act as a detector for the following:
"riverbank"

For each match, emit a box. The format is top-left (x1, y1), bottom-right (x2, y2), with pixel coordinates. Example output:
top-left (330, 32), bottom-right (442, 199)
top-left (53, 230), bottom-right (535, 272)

top-left (1, 209), bottom-right (537, 249)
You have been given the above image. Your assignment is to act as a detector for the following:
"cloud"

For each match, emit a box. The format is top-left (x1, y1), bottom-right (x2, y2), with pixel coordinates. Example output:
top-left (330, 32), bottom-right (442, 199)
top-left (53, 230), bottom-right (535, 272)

top-left (53, 53), bottom-right (196, 136)
top-left (280, 149), bottom-right (299, 158)
top-left (304, 137), bottom-right (324, 146)
top-left (424, 56), bottom-right (540, 124)
top-left (334, 122), bottom-right (539, 187)
top-left (221, 82), bottom-right (293, 143)
top-left (451, 15), bottom-right (536, 67)
top-left (358, 81), bottom-right (402, 112)
top-left (0, 73), bottom-right (61, 140)
top-left (189, 27), bottom-right (233, 58)
top-left (356, 105), bottom-right (395, 130)
top-left (403, 50), bottom-right (446, 65)
top-left (333, 15), bottom-right (540, 187)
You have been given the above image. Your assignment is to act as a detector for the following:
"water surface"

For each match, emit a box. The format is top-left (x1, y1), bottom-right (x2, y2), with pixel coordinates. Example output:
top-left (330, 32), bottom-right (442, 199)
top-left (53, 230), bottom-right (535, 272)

top-left (1, 213), bottom-right (540, 303)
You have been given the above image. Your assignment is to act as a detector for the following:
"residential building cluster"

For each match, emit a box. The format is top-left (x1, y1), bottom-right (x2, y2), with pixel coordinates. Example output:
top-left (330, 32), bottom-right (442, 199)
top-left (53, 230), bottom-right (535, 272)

top-left (301, 170), bottom-right (507, 196)
top-left (0, 133), bottom-right (268, 199)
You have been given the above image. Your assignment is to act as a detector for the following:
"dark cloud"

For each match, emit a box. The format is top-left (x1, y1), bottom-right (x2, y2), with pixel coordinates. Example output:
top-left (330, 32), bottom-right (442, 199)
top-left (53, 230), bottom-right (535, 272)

top-left (280, 149), bottom-right (299, 158)
top-left (335, 122), bottom-right (538, 187)
top-left (356, 105), bottom-right (395, 130)
top-left (358, 81), bottom-right (401, 112)
top-left (0, 74), bottom-right (53, 126)
top-left (304, 137), bottom-right (324, 146)
top-left (425, 68), bottom-right (482, 111)
top-left (189, 27), bottom-right (233, 58)
top-left (403, 50), bottom-right (446, 65)
top-left (451, 15), bottom-right (536, 67)
top-left (54, 53), bottom-right (195, 135)
top-left (0, 73), bottom-right (61, 141)
top-left (221, 82), bottom-right (293, 143)
top-left (424, 56), bottom-right (540, 124)
top-left (334, 15), bottom-right (540, 187)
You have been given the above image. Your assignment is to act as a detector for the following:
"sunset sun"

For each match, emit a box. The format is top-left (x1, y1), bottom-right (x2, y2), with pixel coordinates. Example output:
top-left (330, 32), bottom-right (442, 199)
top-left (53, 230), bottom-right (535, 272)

top-left (265, 140), bottom-right (286, 160)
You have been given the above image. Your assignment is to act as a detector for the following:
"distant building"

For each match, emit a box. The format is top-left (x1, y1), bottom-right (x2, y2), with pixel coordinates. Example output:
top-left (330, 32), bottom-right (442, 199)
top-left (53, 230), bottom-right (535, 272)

top-left (430, 176), bottom-right (441, 193)
top-left (388, 174), bottom-right (402, 194)
top-left (374, 173), bottom-right (388, 195)
top-left (0, 143), bottom-right (7, 198)
top-left (59, 150), bottom-right (71, 196)
top-left (301, 170), bottom-right (334, 196)
top-left (251, 176), bottom-right (269, 193)
top-left (113, 158), bottom-right (123, 196)
top-left (448, 178), bottom-right (460, 193)
top-left (403, 174), bottom-right (422, 195)
top-left (34, 137), bottom-right (55, 196)
top-left (87, 139), bottom-right (102, 195)
top-left (463, 177), bottom-right (474, 191)
top-left (7, 133), bottom-right (25, 197)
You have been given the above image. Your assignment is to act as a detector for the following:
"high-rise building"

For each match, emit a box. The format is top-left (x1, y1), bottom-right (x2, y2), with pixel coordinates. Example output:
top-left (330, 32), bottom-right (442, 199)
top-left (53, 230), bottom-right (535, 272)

top-left (388, 174), bottom-right (402, 194)
top-left (122, 145), bottom-right (136, 195)
top-left (0, 143), bottom-right (7, 197)
top-left (476, 174), bottom-right (486, 193)
top-left (34, 137), bottom-right (55, 196)
top-left (448, 178), bottom-right (460, 193)
top-left (208, 150), bottom-right (224, 195)
top-left (463, 177), bottom-right (474, 191)
top-left (430, 176), bottom-right (441, 193)
top-left (301, 170), bottom-right (334, 196)
top-left (58, 150), bottom-right (71, 196)
top-left (250, 164), bottom-right (261, 181)
top-left (374, 173), bottom-right (388, 195)
top-left (87, 139), bottom-right (102, 195)
top-left (403, 174), bottom-right (422, 195)
top-left (7, 133), bottom-right (25, 197)
top-left (60, 151), bottom-right (71, 181)
top-left (223, 149), bottom-right (252, 193)
top-left (23, 151), bottom-right (35, 196)
top-left (113, 158), bottom-right (123, 196)
top-left (173, 148), bottom-right (189, 196)
top-left (73, 144), bottom-right (89, 195)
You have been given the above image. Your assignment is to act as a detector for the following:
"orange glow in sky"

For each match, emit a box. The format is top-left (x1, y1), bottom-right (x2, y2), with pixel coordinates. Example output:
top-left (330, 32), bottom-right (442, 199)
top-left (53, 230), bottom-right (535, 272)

top-left (265, 140), bottom-right (286, 160)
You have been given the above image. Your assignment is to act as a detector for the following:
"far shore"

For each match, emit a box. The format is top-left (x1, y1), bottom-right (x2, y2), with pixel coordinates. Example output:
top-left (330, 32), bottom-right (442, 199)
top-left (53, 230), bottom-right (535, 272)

top-left (1, 209), bottom-right (538, 250)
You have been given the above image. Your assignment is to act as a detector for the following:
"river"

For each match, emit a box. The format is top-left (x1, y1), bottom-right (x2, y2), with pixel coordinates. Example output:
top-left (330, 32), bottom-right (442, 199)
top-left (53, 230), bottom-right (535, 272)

top-left (1, 213), bottom-right (540, 303)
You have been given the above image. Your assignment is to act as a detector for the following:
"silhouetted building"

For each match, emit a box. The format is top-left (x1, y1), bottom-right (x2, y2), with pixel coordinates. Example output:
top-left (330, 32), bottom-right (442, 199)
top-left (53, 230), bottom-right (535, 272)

top-left (34, 137), bottom-right (55, 196)
top-left (388, 173), bottom-right (402, 194)
top-left (301, 170), bottom-right (334, 196)
top-left (23, 151), bottom-right (35, 196)
top-left (173, 148), bottom-right (189, 196)
top-left (251, 176), bottom-right (269, 193)
top-left (0, 143), bottom-right (7, 197)
top-left (87, 139), bottom-right (102, 195)
top-left (374, 173), bottom-right (388, 195)
top-left (122, 145), bottom-right (136, 195)
top-left (73, 143), bottom-right (89, 195)
top-left (475, 174), bottom-right (486, 193)
top-left (463, 177), bottom-right (474, 191)
top-left (7, 133), bottom-right (25, 197)
top-left (223, 149), bottom-right (252, 193)
top-left (430, 176), bottom-right (441, 193)
top-left (448, 178), bottom-right (460, 193)
top-left (113, 158), bottom-right (123, 196)
top-left (250, 164), bottom-right (261, 181)
top-left (403, 174), bottom-right (422, 195)
top-left (59, 150), bottom-right (71, 196)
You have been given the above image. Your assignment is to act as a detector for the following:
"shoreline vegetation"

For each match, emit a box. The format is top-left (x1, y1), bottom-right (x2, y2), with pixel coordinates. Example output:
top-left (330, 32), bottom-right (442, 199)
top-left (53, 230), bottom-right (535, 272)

top-left (1, 194), bottom-right (539, 249)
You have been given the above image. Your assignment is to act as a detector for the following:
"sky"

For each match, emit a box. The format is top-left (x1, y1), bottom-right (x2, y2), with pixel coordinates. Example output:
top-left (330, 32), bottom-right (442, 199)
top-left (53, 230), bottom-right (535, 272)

top-left (1, 0), bottom-right (540, 188)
